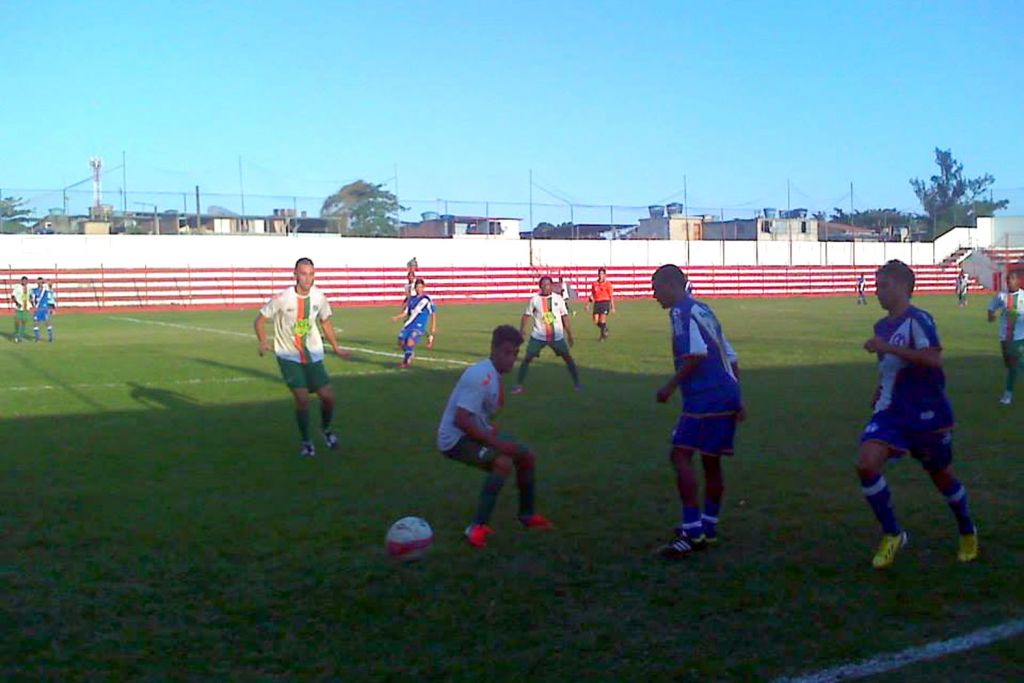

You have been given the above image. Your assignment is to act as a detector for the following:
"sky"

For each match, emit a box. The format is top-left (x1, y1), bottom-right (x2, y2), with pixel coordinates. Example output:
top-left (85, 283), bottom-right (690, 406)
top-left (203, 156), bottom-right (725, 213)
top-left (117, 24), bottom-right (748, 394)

top-left (2, 0), bottom-right (1022, 223)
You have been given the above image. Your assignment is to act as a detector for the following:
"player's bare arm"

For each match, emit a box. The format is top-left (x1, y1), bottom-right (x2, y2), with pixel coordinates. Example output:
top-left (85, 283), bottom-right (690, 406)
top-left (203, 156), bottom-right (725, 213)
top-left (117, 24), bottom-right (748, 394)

top-left (453, 408), bottom-right (519, 456)
top-left (319, 317), bottom-right (350, 358)
top-left (863, 337), bottom-right (942, 369)
top-left (519, 314), bottom-right (530, 338)
top-left (656, 355), bottom-right (702, 402)
top-left (253, 313), bottom-right (269, 356)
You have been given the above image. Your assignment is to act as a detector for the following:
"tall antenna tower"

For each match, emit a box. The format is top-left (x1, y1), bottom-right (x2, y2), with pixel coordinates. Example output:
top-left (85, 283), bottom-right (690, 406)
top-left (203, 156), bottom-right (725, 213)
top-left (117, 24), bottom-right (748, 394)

top-left (89, 157), bottom-right (103, 210)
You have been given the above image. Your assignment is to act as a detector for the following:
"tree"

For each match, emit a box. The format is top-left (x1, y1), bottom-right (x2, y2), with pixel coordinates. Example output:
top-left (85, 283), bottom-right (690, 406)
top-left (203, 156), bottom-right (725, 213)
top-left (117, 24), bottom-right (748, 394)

top-left (321, 180), bottom-right (404, 237)
top-left (1, 196), bottom-right (32, 232)
top-left (910, 148), bottom-right (1009, 236)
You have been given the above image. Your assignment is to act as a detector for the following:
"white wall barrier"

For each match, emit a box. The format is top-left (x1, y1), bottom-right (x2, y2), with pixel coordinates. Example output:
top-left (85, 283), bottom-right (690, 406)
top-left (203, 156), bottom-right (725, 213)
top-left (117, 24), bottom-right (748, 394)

top-left (2, 234), bottom-right (964, 311)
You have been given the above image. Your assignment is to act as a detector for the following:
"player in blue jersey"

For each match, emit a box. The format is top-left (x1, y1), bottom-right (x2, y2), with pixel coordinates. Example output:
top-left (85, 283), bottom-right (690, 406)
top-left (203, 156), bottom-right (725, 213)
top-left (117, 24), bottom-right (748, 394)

top-left (29, 277), bottom-right (56, 343)
top-left (652, 264), bottom-right (744, 559)
top-left (391, 278), bottom-right (436, 369)
top-left (856, 260), bottom-right (978, 569)
top-left (856, 274), bottom-right (868, 305)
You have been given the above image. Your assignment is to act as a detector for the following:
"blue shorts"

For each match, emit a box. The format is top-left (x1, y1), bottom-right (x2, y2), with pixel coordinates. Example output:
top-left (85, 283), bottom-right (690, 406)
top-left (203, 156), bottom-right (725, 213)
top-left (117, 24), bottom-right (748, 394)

top-left (398, 328), bottom-right (424, 348)
top-left (859, 415), bottom-right (953, 472)
top-left (33, 308), bottom-right (53, 323)
top-left (671, 413), bottom-right (737, 456)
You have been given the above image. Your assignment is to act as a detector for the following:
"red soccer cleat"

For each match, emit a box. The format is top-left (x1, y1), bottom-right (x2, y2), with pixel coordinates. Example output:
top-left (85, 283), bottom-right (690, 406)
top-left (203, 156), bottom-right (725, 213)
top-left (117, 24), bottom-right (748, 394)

top-left (518, 514), bottom-right (553, 530)
top-left (465, 524), bottom-right (495, 547)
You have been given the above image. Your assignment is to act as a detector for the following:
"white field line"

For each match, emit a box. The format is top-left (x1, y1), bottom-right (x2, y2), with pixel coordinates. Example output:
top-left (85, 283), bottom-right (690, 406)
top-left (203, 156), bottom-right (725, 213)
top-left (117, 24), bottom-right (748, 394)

top-left (0, 368), bottom-right (411, 393)
top-left (108, 316), bottom-right (470, 366)
top-left (774, 618), bottom-right (1024, 683)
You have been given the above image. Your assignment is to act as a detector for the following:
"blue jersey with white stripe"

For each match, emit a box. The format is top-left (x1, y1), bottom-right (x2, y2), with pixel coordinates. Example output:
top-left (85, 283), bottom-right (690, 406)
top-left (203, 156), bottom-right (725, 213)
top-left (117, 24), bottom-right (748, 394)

top-left (402, 294), bottom-right (435, 331)
top-left (870, 306), bottom-right (952, 430)
top-left (669, 296), bottom-right (741, 414)
top-left (30, 286), bottom-right (55, 309)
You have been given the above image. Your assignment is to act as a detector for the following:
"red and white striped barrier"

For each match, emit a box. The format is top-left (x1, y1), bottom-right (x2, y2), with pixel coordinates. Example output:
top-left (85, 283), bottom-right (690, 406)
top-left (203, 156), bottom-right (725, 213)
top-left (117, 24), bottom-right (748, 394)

top-left (4, 264), bottom-right (966, 311)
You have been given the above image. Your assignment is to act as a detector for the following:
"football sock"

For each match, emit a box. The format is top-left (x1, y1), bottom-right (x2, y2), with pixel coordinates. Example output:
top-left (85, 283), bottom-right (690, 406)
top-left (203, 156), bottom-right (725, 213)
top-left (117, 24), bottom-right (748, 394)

top-left (1006, 365), bottom-right (1018, 393)
top-left (475, 472), bottom-right (506, 525)
top-left (403, 348), bottom-right (413, 364)
top-left (47, 326), bottom-right (53, 342)
top-left (320, 402), bottom-right (333, 430)
top-left (702, 499), bottom-right (721, 537)
top-left (516, 360), bottom-right (530, 384)
top-left (679, 506), bottom-right (703, 538)
top-left (861, 474), bottom-right (900, 534)
top-left (33, 326), bottom-right (40, 341)
top-left (941, 479), bottom-right (975, 534)
top-left (295, 409), bottom-right (311, 441)
top-left (516, 457), bottom-right (535, 517)
top-left (564, 357), bottom-right (580, 385)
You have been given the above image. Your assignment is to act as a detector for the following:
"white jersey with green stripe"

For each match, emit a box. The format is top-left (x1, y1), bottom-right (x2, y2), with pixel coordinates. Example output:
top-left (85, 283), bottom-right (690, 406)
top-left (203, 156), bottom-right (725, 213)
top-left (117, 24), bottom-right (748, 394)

top-left (260, 285), bottom-right (333, 364)
top-left (525, 293), bottom-right (568, 342)
top-left (988, 289), bottom-right (1024, 341)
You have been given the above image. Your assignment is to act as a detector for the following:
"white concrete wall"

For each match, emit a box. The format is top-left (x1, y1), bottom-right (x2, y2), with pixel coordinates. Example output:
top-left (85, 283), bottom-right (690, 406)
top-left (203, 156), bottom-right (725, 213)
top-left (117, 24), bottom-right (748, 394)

top-left (0, 234), bottom-right (958, 272)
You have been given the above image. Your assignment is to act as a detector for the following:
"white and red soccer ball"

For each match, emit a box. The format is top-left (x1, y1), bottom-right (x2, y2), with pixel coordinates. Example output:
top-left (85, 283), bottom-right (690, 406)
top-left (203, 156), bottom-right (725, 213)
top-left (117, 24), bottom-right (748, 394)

top-left (385, 516), bottom-right (433, 561)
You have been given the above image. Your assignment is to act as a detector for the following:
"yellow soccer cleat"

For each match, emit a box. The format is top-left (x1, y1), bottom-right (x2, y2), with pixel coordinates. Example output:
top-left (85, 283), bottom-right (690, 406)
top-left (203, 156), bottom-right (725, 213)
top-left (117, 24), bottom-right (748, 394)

top-left (872, 531), bottom-right (908, 569)
top-left (957, 530), bottom-right (979, 563)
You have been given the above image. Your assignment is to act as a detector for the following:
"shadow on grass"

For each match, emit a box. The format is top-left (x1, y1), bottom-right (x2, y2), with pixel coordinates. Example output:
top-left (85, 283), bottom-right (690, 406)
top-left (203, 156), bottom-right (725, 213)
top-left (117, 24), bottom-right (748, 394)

top-left (2, 355), bottom-right (1020, 680)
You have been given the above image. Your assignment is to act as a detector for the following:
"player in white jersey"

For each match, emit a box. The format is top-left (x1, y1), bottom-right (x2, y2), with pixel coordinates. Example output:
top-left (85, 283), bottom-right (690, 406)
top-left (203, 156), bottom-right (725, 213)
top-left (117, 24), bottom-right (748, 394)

top-left (10, 276), bottom-right (30, 342)
top-left (255, 257), bottom-right (349, 457)
top-left (511, 276), bottom-right (580, 394)
top-left (437, 324), bottom-right (552, 547)
top-left (987, 267), bottom-right (1024, 405)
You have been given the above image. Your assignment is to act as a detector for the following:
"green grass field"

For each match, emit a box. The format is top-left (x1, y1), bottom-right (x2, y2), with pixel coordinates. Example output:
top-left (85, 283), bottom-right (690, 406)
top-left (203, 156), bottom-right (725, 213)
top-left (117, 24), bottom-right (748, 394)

top-left (3, 295), bottom-right (1022, 681)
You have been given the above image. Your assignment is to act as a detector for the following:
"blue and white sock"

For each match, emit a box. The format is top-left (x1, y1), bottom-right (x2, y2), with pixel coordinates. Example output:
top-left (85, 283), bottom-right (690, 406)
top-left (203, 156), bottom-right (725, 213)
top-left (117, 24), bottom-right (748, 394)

top-left (702, 500), bottom-right (721, 539)
top-left (861, 474), bottom-right (900, 535)
top-left (679, 506), bottom-right (703, 539)
top-left (942, 479), bottom-right (975, 535)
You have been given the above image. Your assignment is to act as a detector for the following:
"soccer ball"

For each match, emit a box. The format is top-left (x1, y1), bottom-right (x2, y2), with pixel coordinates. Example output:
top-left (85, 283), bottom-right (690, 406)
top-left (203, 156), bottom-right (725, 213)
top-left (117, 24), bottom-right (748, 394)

top-left (385, 516), bottom-right (433, 561)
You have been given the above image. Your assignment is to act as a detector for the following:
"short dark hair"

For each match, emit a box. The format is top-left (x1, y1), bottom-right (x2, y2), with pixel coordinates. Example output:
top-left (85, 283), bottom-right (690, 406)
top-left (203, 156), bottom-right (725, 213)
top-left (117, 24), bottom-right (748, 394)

top-left (414, 278), bottom-right (425, 287)
top-left (295, 257), bottom-right (314, 269)
top-left (538, 276), bottom-right (553, 286)
top-left (877, 259), bottom-right (915, 294)
top-left (598, 267), bottom-right (607, 275)
top-left (492, 324), bottom-right (523, 349)
top-left (651, 264), bottom-right (688, 288)
top-left (20, 276), bottom-right (28, 282)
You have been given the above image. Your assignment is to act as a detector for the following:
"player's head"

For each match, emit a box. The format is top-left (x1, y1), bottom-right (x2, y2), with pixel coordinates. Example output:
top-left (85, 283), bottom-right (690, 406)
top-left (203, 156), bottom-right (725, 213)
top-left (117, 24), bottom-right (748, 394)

top-left (37, 277), bottom-right (44, 285)
top-left (293, 257), bottom-right (315, 293)
top-left (538, 276), bottom-right (553, 295)
top-left (490, 324), bottom-right (523, 373)
top-left (407, 272), bottom-right (416, 283)
top-left (875, 260), bottom-right (914, 310)
top-left (20, 276), bottom-right (28, 284)
top-left (597, 267), bottom-right (607, 281)
top-left (651, 264), bottom-right (689, 309)
top-left (414, 278), bottom-right (425, 294)
top-left (1008, 268), bottom-right (1022, 291)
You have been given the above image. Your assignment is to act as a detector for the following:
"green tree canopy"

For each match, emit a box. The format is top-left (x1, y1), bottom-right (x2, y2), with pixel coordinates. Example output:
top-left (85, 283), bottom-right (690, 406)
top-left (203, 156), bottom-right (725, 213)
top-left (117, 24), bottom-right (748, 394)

top-left (910, 148), bottom-right (1009, 235)
top-left (321, 180), bottom-right (404, 237)
top-left (1, 196), bottom-right (32, 232)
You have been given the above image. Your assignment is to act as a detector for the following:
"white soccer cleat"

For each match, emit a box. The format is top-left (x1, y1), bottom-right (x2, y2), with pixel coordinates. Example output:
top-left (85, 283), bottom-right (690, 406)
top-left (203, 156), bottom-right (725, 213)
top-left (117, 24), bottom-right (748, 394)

top-left (999, 391), bottom-right (1013, 405)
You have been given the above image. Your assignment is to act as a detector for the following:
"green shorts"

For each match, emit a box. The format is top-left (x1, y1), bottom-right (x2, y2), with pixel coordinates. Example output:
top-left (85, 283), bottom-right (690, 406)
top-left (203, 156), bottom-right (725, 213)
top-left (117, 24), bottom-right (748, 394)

top-left (442, 434), bottom-right (530, 470)
top-left (525, 336), bottom-right (571, 359)
top-left (1002, 339), bottom-right (1024, 363)
top-left (276, 357), bottom-right (330, 391)
top-left (15, 310), bottom-right (28, 324)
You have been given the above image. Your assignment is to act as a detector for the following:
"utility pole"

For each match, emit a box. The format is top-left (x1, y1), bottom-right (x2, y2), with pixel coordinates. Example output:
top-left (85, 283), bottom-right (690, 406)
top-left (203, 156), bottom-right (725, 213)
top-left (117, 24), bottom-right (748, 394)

top-left (529, 169), bottom-right (533, 235)
top-left (195, 186), bottom-right (201, 233)
top-left (238, 156), bottom-right (246, 225)
top-left (121, 151), bottom-right (127, 213)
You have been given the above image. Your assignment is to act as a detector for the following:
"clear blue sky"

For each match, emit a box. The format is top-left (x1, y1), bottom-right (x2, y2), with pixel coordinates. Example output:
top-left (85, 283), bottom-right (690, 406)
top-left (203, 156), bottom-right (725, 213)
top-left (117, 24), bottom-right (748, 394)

top-left (3, 0), bottom-right (1022, 221)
